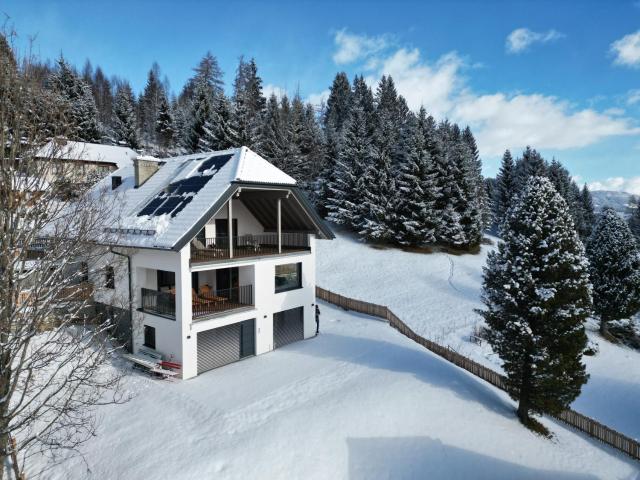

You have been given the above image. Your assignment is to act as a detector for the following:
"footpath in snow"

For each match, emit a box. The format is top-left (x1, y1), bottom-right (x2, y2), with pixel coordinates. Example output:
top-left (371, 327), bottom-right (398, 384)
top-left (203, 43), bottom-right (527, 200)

top-left (316, 229), bottom-right (640, 440)
top-left (39, 304), bottom-right (638, 479)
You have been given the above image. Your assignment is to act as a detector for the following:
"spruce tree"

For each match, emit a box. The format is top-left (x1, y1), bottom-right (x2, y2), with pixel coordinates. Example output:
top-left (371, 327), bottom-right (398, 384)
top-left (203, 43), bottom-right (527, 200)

top-left (211, 95), bottom-right (238, 151)
top-left (139, 63), bottom-right (164, 146)
top-left (515, 146), bottom-right (547, 193)
top-left (185, 78), bottom-right (216, 153)
top-left (155, 92), bottom-right (175, 152)
top-left (586, 208), bottom-right (640, 334)
top-left (48, 56), bottom-right (101, 142)
top-left (481, 176), bottom-right (591, 429)
top-left (580, 184), bottom-right (596, 239)
top-left (112, 82), bottom-right (139, 149)
top-left (395, 107), bottom-right (437, 245)
top-left (627, 196), bottom-right (640, 243)
top-left (494, 150), bottom-right (516, 227)
top-left (232, 57), bottom-right (266, 151)
top-left (260, 93), bottom-right (286, 164)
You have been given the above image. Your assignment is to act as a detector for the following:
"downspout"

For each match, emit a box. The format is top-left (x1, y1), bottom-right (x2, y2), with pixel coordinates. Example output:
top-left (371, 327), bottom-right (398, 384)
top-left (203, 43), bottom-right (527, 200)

top-left (110, 248), bottom-right (133, 352)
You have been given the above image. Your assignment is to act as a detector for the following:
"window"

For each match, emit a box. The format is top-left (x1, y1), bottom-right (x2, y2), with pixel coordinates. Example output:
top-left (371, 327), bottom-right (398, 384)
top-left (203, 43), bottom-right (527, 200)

top-left (157, 270), bottom-right (175, 291)
top-left (105, 266), bottom-right (115, 289)
top-left (111, 176), bottom-right (122, 190)
top-left (275, 263), bottom-right (302, 293)
top-left (143, 325), bottom-right (156, 349)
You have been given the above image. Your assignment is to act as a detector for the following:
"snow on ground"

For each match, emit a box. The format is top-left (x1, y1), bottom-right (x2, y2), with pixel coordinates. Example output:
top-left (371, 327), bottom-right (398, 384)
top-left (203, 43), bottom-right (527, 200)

top-left (40, 304), bottom-right (638, 479)
top-left (316, 229), bottom-right (640, 440)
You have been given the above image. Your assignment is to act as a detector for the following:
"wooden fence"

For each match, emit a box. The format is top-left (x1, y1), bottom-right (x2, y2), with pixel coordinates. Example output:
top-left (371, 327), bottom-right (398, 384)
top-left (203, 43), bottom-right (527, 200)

top-left (316, 285), bottom-right (640, 462)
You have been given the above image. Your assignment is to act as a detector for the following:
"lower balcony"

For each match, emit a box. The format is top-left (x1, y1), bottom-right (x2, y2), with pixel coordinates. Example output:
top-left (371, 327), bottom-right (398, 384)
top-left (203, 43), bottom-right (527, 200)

top-left (140, 284), bottom-right (254, 320)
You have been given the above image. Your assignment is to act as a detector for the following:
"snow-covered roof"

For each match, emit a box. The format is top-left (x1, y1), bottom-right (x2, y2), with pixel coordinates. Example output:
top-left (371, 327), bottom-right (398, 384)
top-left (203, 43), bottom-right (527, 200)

top-left (36, 140), bottom-right (140, 170)
top-left (92, 146), bottom-right (326, 250)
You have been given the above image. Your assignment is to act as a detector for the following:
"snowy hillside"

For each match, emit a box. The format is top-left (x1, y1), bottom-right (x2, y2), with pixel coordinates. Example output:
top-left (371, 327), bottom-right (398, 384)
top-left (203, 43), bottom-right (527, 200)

top-left (316, 229), bottom-right (640, 440)
top-left (591, 190), bottom-right (634, 215)
top-left (37, 304), bottom-right (637, 479)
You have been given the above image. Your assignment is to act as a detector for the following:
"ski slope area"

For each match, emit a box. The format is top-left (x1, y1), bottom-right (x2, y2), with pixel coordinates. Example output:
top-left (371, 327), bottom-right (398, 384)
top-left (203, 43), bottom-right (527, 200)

top-left (39, 304), bottom-right (637, 479)
top-left (316, 229), bottom-right (640, 440)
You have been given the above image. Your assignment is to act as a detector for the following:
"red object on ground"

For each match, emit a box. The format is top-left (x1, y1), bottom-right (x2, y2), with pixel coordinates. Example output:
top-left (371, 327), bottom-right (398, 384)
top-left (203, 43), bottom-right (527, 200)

top-left (159, 361), bottom-right (182, 370)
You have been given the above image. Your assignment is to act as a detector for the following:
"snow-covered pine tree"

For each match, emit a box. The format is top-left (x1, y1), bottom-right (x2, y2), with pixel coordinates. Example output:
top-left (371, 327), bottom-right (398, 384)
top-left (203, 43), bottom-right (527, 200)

top-left (155, 91), bottom-right (175, 153)
top-left (185, 77), bottom-right (216, 153)
top-left (298, 103), bottom-right (326, 188)
top-left (395, 107), bottom-right (437, 245)
top-left (432, 121), bottom-right (466, 247)
top-left (318, 72), bottom-right (352, 215)
top-left (586, 208), bottom-right (640, 334)
top-left (357, 75), bottom-right (403, 242)
top-left (514, 146), bottom-right (547, 193)
top-left (567, 180), bottom-right (587, 238)
top-left (139, 63), bottom-right (165, 147)
top-left (260, 93), bottom-right (286, 165)
top-left (481, 176), bottom-right (591, 430)
top-left (48, 56), bottom-right (101, 142)
top-left (629, 196), bottom-right (640, 242)
top-left (232, 57), bottom-right (266, 151)
top-left (326, 100), bottom-right (373, 229)
top-left (456, 127), bottom-right (485, 248)
top-left (493, 149), bottom-right (516, 227)
top-left (211, 95), bottom-right (238, 151)
top-left (462, 126), bottom-right (490, 231)
top-left (547, 158), bottom-right (572, 200)
top-left (112, 82), bottom-right (139, 149)
top-left (580, 185), bottom-right (596, 237)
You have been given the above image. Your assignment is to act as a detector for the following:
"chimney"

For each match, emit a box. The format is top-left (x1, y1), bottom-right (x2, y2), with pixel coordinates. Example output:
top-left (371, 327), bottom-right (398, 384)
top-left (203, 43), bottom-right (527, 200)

top-left (134, 156), bottom-right (160, 188)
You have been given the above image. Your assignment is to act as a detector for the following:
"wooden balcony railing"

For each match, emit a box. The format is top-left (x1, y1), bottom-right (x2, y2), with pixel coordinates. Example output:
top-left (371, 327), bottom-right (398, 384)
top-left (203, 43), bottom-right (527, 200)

top-left (191, 232), bottom-right (310, 263)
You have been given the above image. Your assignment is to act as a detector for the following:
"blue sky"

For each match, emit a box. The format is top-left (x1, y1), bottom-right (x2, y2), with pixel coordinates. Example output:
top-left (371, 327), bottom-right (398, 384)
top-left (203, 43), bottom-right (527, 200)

top-left (4, 0), bottom-right (640, 192)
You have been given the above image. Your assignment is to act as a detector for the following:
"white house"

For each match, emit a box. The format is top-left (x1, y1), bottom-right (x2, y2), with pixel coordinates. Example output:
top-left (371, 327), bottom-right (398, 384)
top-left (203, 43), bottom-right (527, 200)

top-left (88, 147), bottom-right (333, 379)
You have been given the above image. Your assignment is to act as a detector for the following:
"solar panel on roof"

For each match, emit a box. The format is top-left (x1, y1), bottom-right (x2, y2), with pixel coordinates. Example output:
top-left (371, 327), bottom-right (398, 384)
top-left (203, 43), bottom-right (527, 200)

top-left (153, 196), bottom-right (183, 216)
top-left (197, 154), bottom-right (233, 173)
top-left (137, 196), bottom-right (166, 216)
top-left (170, 196), bottom-right (193, 217)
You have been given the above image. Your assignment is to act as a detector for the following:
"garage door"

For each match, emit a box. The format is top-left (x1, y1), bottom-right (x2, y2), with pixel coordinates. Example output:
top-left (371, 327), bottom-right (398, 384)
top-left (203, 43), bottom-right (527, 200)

top-left (197, 319), bottom-right (255, 374)
top-left (273, 307), bottom-right (304, 349)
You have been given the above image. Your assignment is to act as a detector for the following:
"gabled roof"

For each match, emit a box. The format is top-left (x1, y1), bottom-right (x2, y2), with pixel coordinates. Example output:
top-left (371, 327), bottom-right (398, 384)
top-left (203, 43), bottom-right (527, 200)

top-left (93, 147), bottom-right (333, 250)
top-left (36, 140), bottom-right (140, 170)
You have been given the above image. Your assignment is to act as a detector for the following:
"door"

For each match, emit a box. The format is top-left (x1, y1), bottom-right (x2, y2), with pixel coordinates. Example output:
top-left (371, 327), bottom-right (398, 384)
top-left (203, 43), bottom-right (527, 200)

top-left (197, 319), bottom-right (255, 374)
top-left (216, 267), bottom-right (239, 301)
top-left (215, 219), bottom-right (238, 239)
top-left (273, 307), bottom-right (304, 349)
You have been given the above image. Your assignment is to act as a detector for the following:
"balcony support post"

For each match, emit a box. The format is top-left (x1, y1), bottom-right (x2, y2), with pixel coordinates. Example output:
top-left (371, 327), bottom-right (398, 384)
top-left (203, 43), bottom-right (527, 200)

top-left (228, 198), bottom-right (233, 259)
top-left (277, 197), bottom-right (282, 254)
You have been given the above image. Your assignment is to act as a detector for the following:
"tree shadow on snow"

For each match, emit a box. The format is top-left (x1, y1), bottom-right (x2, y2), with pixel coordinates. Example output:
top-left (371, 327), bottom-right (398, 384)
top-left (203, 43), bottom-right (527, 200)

top-left (347, 436), bottom-right (600, 480)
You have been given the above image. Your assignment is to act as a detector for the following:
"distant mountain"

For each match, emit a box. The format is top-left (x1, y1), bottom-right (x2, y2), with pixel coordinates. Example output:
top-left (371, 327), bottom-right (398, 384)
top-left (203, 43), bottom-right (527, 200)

top-left (591, 190), bottom-right (635, 216)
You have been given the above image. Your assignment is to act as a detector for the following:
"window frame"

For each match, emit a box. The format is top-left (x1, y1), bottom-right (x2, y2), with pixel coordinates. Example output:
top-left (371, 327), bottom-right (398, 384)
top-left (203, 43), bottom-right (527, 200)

top-left (274, 262), bottom-right (302, 293)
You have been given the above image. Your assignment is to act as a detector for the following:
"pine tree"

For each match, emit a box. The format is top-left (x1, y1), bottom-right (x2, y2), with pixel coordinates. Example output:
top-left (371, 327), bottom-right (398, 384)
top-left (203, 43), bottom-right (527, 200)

top-left (112, 82), bottom-right (139, 149)
top-left (481, 176), bottom-right (591, 429)
top-left (326, 101), bottom-right (372, 229)
top-left (185, 78), bottom-right (216, 153)
top-left (494, 150), bottom-right (516, 227)
top-left (395, 107), bottom-right (438, 245)
top-left (260, 93), bottom-right (286, 164)
top-left (515, 146), bottom-right (547, 193)
top-left (586, 208), bottom-right (640, 334)
top-left (48, 56), bottom-right (101, 142)
top-left (627, 196), bottom-right (640, 243)
top-left (155, 92), bottom-right (175, 152)
top-left (139, 63), bottom-right (165, 147)
top-left (233, 57), bottom-right (266, 150)
top-left (211, 95), bottom-right (238, 151)
top-left (580, 185), bottom-right (596, 235)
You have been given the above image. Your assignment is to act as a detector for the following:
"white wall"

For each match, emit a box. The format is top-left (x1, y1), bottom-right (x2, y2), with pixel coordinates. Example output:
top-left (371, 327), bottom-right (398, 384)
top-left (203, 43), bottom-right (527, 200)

top-left (203, 198), bottom-right (266, 238)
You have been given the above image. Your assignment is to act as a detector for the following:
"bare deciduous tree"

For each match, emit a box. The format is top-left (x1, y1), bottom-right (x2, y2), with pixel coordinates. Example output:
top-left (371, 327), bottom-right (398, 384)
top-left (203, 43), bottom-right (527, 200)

top-left (0, 32), bottom-right (128, 479)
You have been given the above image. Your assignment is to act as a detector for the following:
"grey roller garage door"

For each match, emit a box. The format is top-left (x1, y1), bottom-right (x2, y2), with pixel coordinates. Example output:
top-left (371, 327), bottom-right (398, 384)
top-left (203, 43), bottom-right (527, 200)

top-left (273, 306), bottom-right (304, 349)
top-left (197, 319), bottom-right (255, 374)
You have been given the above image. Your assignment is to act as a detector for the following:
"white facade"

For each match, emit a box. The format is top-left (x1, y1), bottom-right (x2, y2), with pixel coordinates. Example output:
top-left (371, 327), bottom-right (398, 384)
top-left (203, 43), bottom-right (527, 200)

top-left (96, 202), bottom-right (320, 380)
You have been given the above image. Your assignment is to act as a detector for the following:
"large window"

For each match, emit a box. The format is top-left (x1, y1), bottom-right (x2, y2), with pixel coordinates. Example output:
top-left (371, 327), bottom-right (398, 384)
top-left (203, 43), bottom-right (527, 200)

top-left (143, 325), bottom-right (156, 349)
top-left (275, 263), bottom-right (302, 293)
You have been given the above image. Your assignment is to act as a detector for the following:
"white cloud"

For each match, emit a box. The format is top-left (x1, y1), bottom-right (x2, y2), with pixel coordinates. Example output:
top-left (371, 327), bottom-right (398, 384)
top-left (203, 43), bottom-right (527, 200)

top-left (332, 29), bottom-right (388, 65)
top-left (588, 177), bottom-right (640, 195)
top-left (611, 31), bottom-right (640, 68)
top-left (306, 89), bottom-right (330, 107)
top-left (263, 84), bottom-right (287, 100)
top-left (331, 32), bottom-right (640, 157)
top-left (506, 28), bottom-right (564, 54)
top-left (628, 89), bottom-right (640, 105)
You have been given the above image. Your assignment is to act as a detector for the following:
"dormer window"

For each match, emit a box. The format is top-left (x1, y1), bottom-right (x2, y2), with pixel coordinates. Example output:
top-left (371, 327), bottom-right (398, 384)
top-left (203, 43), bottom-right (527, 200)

top-left (111, 176), bottom-right (122, 190)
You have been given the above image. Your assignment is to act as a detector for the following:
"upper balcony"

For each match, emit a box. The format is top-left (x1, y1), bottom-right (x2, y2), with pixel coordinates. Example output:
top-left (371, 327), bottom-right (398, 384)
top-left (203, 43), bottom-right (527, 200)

top-left (190, 232), bottom-right (310, 264)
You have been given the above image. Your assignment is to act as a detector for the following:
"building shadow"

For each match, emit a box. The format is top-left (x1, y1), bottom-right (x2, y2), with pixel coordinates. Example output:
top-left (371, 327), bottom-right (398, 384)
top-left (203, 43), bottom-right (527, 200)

top-left (347, 436), bottom-right (600, 480)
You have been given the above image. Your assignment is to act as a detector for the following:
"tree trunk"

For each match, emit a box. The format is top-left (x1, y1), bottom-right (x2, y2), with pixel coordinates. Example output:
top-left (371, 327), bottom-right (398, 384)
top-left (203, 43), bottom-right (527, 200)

top-left (517, 357), bottom-right (533, 425)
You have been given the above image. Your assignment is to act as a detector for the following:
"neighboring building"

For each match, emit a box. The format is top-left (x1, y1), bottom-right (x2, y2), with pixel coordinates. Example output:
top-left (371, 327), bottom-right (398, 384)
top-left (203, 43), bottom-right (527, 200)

top-left (35, 138), bottom-right (142, 186)
top-left (88, 147), bottom-right (333, 379)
